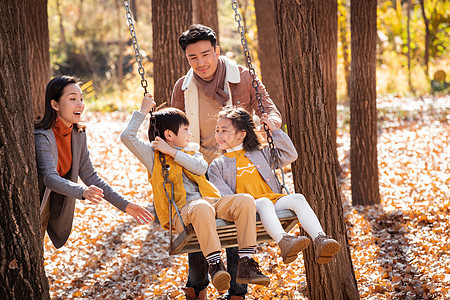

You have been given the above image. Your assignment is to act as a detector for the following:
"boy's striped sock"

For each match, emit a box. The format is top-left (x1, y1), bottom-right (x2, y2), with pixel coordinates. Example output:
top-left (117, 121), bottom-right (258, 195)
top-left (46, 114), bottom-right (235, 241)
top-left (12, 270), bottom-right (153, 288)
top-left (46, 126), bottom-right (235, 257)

top-left (238, 247), bottom-right (255, 259)
top-left (205, 251), bottom-right (221, 265)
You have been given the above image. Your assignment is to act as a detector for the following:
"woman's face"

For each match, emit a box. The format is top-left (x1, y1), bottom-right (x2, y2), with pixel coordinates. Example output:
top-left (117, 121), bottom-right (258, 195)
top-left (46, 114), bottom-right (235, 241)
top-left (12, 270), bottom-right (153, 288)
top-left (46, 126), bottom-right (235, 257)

top-left (215, 117), bottom-right (246, 150)
top-left (51, 83), bottom-right (85, 127)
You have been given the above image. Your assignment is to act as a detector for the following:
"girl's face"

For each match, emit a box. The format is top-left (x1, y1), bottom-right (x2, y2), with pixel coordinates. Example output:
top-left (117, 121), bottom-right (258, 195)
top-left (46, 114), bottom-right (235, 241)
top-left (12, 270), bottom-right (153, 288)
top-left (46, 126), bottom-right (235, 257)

top-left (51, 83), bottom-right (85, 127)
top-left (215, 117), bottom-right (246, 150)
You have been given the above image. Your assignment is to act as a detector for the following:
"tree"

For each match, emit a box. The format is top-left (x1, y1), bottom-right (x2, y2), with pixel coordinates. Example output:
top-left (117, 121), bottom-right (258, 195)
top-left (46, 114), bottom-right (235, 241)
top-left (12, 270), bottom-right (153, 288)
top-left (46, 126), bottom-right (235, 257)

top-left (272, 1), bottom-right (359, 299)
top-left (0, 0), bottom-right (50, 298)
top-left (25, 0), bottom-right (50, 120)
top-left (407, 0), bottom-right (413, 91)
top-left (152, 0), bottom-right (191, 104)
top-left (192, 0), bottom-right (219, 41)
top-left (350, 0), bottom-right (380, 206)
top-left (338, 0), bottom-right (350, 100)
top-left (419, 0), bottom-right (430, 79)
top-left (314, 0), bottom-right (339, 172)
top-left (254, 0), bottom-right (285, 123)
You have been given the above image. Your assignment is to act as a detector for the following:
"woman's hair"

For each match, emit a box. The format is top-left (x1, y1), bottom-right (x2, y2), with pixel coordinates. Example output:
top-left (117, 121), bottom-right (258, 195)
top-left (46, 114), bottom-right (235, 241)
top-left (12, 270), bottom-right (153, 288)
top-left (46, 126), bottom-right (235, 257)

top-left (148, 107), bottom-right (190, 142)
top-left (34, 75), bottom-right (85, 132)
top-left (217, 106), bottom-right (261, 151)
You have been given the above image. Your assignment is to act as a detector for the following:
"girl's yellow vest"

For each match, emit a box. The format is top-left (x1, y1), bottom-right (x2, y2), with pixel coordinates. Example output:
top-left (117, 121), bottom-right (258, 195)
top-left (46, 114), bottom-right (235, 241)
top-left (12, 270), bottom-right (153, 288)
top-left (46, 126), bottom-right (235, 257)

top-left (150, 150), bottom-right (221, 230)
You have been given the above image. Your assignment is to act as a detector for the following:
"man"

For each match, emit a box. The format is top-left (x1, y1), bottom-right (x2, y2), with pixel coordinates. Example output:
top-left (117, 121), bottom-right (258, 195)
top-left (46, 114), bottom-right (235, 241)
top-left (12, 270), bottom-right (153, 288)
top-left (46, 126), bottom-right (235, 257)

top-left (171, 24), bottom-right (282, 300)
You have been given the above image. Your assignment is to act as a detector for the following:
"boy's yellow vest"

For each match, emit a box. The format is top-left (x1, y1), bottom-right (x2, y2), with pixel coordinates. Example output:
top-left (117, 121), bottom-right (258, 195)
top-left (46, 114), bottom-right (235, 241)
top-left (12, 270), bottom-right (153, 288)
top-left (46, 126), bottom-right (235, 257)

top-left (150, 150), bottom-right (221, 230)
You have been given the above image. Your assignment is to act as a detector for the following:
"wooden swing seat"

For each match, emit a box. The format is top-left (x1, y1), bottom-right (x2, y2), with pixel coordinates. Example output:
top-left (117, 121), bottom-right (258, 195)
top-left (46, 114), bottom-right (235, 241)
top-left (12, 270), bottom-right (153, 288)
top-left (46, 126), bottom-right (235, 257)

top-left (170, 209), bottom-right (298, 255)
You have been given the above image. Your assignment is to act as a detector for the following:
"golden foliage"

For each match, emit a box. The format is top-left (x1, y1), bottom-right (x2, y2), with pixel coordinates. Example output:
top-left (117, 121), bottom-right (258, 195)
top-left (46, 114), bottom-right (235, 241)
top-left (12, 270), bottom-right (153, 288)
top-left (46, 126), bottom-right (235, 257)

top-left (44, 96), bottom-right (449, 299)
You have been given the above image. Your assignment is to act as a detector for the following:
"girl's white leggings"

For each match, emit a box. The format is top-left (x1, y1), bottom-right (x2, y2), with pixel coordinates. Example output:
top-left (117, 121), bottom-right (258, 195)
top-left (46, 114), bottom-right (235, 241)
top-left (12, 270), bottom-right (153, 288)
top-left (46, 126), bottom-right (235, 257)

top-left (255, 194), bottom-right (325, 243)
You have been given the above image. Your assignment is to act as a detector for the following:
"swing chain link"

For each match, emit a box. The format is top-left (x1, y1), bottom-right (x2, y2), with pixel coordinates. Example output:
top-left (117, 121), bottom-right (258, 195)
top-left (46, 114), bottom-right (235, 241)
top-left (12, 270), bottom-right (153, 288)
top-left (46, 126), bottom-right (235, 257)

top-left (230, 0), bottom-right (290, 194)
top-left (122, 0), bottom-right (186, 233)
top-left (123, 0), bottom-right (148, 96)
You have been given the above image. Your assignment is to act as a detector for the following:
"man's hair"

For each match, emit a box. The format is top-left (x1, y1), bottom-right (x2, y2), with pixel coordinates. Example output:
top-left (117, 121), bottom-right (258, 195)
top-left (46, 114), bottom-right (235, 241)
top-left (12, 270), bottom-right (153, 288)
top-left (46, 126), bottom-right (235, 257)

top-left (148, 107), bottom-right (190, 142)
top-left (179, 24), bottom-right (217, 52)
top-left (217, 106), bottom-right (261, 152)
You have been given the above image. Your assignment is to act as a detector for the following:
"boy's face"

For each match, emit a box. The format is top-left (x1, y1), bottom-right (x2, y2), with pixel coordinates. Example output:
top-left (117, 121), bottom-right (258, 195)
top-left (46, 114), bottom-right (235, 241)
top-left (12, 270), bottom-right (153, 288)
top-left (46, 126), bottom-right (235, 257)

top-left (185, 40), bottom-right (220, 82)
top-left (166, 124), bottom-right (192, 148)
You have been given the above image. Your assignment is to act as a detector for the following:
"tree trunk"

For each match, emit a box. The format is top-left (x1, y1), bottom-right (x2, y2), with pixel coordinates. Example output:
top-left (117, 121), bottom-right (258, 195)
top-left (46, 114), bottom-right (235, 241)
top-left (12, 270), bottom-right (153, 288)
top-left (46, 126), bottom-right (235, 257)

top-left (0, 1), bottom-right (50, 299)
top-left (130, 0), bottom-right (138, 22)
top-left (192, 0), bottom-right (219, 42)
top-left (152, 0), bottom-right (191, 105)
top-left (419, 0), bottom-right (430, 80)
top-left (338, 0), bottom-right (350, 101)
top-left (273, 1), bottom-right (359, 299)
top-left (314, 0), bottom-right (339, 173)
top-left (115, 0), bottom-right (124, 100)
top-left (25, 0), bottom-right (50, 121)
top-left (350, 0), bottom-right (380, 206)
top-left (254, 0), bottom-right (285, 124)
top-left (407, 0), bottom-right (413, 91)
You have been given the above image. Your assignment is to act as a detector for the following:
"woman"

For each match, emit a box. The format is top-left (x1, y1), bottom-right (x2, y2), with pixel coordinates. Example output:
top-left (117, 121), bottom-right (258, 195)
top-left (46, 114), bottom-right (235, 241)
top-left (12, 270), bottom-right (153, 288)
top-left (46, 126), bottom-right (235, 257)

top-left (35, 76), bottom-right (152, 248)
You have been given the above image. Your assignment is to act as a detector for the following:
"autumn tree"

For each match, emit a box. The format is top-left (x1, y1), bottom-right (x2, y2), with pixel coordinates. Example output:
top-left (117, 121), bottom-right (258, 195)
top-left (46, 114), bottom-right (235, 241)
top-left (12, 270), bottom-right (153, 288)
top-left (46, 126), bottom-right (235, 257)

top-left (152, 0), bottom-right (191, 104)
top-left (0, 0), bottom-right (50, 298)
top-left (314, 0), bottom-right (339, 172)
top-left (254, 0), bottom-right (285, 123)
top-left (25, 0), bottom-right (50, 120)
top-left (273, 1), bottom-right (359, 299)
top-left (350, 0), bottom-right (380, 206)
top-left (192, 0), bottom-right (219, 41)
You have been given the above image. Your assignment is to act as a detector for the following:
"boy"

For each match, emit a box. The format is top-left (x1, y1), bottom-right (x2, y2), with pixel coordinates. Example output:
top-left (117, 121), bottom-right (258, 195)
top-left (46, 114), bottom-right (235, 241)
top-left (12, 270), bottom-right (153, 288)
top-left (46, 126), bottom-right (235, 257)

top-left (120, 94), bottom-right (270, 292)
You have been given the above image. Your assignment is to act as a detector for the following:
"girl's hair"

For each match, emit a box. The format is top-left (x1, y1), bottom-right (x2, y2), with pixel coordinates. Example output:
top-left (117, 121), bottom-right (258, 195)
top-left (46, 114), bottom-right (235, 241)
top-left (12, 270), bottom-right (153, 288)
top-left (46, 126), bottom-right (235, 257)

top-left (217, 106), bottom-right (261, 151)
top-left (34, 75), bottom-right (85, 132)
top-left (148, 107), bottom-right (190, 141)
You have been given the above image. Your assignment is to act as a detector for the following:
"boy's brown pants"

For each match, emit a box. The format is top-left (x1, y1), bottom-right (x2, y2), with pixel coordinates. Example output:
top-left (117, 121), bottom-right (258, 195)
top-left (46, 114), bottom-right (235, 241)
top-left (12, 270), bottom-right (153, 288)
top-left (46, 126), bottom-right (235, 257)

top-left (173, 193), bottom-right (257, 257)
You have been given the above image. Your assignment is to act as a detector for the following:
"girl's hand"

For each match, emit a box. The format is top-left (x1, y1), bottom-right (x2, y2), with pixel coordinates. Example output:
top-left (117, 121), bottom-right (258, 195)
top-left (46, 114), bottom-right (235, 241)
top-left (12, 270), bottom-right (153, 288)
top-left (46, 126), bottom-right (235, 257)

top-left (125, 203), bottom-right (154, 224)
top-left (139, 94), bottom-right (156, 115)
top-left (82, 185), bottom-right (104, 203)
top-left (153, 136), bottom-right (177, 157)
top-left (260, 113), bottom-right (278, 132)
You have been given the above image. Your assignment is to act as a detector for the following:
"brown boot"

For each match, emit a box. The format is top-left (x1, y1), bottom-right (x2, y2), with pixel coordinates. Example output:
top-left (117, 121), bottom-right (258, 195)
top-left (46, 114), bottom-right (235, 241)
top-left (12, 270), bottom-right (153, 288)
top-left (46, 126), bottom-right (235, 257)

top-left (236, 257), bottom-right (270, 286)
top-left (278, 235), bottom-right (310, 264)
top-left (314, 233), bottom-right (341, 264)
top-left (208, 260), bottom-right (231, 292)
top-left (182, 287), bottom-right (207, 300)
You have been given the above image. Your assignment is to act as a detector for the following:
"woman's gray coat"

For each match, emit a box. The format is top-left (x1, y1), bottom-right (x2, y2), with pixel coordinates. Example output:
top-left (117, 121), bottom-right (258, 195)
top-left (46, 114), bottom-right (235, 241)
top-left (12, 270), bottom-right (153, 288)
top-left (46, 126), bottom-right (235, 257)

top-left (35, 127), bottom-right (129, 248)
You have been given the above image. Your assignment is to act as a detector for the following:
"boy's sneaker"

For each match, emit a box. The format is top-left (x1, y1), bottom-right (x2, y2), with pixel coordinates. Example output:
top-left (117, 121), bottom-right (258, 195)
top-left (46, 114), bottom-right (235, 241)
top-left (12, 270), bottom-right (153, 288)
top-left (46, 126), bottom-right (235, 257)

top-left (236, 257), bottom-right (270, 286)
top-left (278, 235), bottom-right (311, 264)
top-left (314, 233), bottom-right (341, 264)
top-left (208, 260), bottom-right (231, 291)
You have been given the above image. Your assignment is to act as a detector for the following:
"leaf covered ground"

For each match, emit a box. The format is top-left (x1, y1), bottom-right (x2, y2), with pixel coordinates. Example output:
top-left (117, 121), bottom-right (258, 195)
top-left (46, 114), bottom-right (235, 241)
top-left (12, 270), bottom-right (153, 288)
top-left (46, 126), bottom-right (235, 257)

top-left (44, 95), bottom-right (449, 299)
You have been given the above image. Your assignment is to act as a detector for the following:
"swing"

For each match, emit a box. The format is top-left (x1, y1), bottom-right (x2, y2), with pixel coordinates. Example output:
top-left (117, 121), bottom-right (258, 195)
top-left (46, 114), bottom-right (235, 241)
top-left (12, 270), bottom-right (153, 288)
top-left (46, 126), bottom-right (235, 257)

top-left (122, 0), bottom-right (298, 255)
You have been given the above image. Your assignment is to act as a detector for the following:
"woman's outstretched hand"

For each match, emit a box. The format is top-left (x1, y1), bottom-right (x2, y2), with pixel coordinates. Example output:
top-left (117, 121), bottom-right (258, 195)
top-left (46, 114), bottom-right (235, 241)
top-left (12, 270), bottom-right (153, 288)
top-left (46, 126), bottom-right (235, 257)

top-left (83, 185), bottom-right (104, 203)
top-left (139, 93), bottom-right (156, 115)
top-left (125, 203), bottom-right (154, 224)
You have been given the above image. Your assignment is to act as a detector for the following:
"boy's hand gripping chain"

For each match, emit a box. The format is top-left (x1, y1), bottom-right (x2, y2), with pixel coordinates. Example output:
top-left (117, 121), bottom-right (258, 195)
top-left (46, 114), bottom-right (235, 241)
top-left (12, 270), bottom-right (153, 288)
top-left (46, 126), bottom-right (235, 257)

top-left (123, 0), bottom-right (187, 238)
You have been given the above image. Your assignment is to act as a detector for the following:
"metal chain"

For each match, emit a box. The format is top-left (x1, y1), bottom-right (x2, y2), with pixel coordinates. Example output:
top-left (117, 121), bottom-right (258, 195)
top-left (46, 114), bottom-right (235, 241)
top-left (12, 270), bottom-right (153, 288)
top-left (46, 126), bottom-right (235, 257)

top-left (122, 0), bottom-right (186, 232)
top-left (230, 0), bottom-right (290, 194)
top-left (123, 0), bottom-right (148, 96)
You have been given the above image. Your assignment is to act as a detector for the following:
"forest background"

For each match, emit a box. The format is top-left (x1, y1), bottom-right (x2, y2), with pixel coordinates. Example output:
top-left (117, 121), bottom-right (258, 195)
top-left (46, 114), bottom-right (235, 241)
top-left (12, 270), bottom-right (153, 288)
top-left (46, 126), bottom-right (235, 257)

top-left (1, 0), bottom-right (448, 299)
top-left (48, 0), bottom-right (449, 111)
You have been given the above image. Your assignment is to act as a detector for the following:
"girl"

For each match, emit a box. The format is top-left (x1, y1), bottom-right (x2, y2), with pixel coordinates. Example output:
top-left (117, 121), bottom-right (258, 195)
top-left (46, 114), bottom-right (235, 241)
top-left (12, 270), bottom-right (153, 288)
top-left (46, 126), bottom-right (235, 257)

top-left (208, 107), bottom-right (340, 264)
top-left (35, 76), bottom-right (152, 249)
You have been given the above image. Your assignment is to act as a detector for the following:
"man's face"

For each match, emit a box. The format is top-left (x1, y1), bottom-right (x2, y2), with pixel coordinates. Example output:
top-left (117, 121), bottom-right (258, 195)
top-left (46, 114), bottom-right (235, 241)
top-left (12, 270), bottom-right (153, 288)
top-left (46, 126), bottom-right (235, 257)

top-left (185, 40), bottom-right (220, 82)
